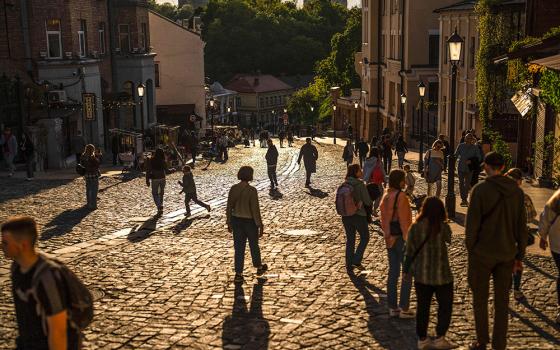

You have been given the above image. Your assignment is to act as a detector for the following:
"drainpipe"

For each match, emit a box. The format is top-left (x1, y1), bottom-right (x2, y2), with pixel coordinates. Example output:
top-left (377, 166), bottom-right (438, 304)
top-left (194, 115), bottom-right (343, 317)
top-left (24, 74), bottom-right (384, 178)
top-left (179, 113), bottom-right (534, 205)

top-left (107, 0), bottom-right (119, 127)
top-left (376, 0), bottom-right (382, 138)
top-left (19, 0), bottom-right (32, 74)
top-left (399, 0), bottom-right (406, 136)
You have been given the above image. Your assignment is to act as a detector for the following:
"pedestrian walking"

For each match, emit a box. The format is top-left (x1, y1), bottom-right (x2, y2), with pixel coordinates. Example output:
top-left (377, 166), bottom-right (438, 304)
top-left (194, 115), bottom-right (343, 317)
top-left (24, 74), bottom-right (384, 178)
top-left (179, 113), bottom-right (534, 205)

top-left (404, 164), bottom-right (416, 198)
top-left (424, 140), bottom-right (445, 198)
top-left (81, 144), bottom-right (101, 210)
top-left (465, 152), bottom-right (527, 350)
top-left (505, 168), bottom-right (537, 301)
top-left (347, 124), bottom-right (353, 140)
top-left (336, 164), bottom-right (372, 270)
top-left (379, 169), bottom-right (414, 318)
top-left (71, 130), bottom-right (86, 165)
top-left (395, 135), bottom-right (408, 169)
top-left (363, 147), bottom-right (386, 217)
top-left (455, 133), bottom-right (482, 207)
top-left (0, 127), bottom-right (18, 176)
top-left (287, 129), bottom-right (294, 147)
top-left (2, 216), bottom-right (91, 350)
top-left (356, 138), bottom-right (369, 168)
top-left (265, 139), bottom-right (279, 190)
top-left (111, 133), bottom-right (119, 166)
top-left (342, 140), bottom-right (355, 167)
top-left (381, 135), bottom-right (393, 174)
top-left (471, 140), bottom-right (484, 187)
top-left (538, 188), bottom-right (560, 324)
top-left (278, 130), bottom-right (286, 148)
top-left (370, 136), bottom-right (379, 150)
top-left (438, 134), bottom-right (450, 172)
top-left (220, 133), bottom-right (229, 162)
top-left (403, 197), bottom-right (456, 350)
top-left (226, 166), bottom-right (268, 283)
top-left (178, 165), bottom-right (211, 217)
top-left (20, 132), bottom-right (35, 181)
top-left (297, 138), bottom-right (318, 188)
top-left (146, 148), bottom-right (167, 215)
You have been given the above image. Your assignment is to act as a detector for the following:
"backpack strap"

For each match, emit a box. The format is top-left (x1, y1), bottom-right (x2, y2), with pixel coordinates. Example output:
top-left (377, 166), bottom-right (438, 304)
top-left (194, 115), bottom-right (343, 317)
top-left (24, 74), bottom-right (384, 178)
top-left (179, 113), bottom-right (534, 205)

top-left (392, 191), bottom-right (401, 221)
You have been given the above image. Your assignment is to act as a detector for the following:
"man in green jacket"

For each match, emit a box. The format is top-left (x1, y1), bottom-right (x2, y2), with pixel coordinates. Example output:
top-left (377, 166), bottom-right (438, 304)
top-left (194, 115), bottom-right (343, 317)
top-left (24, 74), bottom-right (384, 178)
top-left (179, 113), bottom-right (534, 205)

top-left (465, 152), bottom-right (528, 350)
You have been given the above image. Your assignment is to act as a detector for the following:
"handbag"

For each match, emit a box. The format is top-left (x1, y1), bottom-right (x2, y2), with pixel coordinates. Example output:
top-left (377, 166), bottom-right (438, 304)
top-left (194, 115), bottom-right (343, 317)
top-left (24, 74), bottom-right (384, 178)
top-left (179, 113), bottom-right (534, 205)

top-left (389, 191), bottom-right (403, 236)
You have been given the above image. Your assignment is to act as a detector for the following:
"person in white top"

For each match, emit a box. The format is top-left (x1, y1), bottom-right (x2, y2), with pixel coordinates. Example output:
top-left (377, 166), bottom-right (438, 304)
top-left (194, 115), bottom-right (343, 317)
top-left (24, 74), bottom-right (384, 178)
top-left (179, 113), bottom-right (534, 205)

top-left (538, 189), bottom-right (560, 324)
top-left (424, 140), bottom-right (445, 197)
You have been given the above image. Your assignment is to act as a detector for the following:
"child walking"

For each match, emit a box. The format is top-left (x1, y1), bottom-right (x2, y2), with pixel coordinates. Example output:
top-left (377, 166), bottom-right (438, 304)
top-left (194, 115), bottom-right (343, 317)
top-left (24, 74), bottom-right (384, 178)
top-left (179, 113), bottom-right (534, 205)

top-left (178, 165), bottom-right (211, 217)
top-left (404, 164), bottom-right (416, 198)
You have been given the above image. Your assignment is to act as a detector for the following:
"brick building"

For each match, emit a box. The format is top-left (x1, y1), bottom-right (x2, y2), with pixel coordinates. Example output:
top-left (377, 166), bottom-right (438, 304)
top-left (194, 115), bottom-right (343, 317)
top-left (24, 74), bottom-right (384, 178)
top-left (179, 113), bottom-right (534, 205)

top-left (0, 0), bottom-right (156, 169)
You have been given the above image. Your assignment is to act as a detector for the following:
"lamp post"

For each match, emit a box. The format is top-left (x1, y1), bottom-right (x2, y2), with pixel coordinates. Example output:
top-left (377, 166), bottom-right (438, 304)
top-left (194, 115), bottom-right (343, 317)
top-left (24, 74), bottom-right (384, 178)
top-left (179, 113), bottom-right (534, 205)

top-left (137, 83), bottom-right (145, 135)
top-left (417, 81), bottom-right (426, 173)
top-left (332, 105), bottom-right (337, 144)
top-left (353, 101), bottom-right (359, 142)
top-left (445, 29), bottom-right (464, 219)
top-left (227, 106), bottom-right (231, 125)
top-left (209, 98), bottom-right (215, 133)
top-left (400, 93), bottom-right (407, 137)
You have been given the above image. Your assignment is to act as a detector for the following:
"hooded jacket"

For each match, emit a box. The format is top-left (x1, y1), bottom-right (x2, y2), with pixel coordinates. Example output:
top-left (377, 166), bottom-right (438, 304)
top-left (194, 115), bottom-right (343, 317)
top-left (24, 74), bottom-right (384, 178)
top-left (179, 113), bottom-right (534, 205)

top-left (345, 176), bottom-right (372, 217)
top-left (362, 156), bottom-right (385, 183)
top-left (465, 175), bottom-right (528, 261)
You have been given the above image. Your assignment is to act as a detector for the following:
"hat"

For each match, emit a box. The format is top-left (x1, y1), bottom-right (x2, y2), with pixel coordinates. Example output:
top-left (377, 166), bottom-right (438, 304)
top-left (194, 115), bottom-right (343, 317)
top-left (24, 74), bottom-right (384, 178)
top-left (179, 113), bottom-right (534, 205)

top-left (484, 152), bottom-right (505, 168)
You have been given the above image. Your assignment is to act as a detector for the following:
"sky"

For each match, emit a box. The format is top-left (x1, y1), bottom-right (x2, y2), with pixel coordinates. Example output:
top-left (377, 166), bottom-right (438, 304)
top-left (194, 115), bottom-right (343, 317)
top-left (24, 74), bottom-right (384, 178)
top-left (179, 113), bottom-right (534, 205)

top-left (156, 0), bottom-right (361, 9)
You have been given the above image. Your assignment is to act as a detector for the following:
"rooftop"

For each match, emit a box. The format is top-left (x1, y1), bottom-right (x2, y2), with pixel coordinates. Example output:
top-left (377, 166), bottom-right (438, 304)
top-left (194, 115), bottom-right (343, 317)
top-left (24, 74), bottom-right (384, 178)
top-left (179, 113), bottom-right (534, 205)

top-left (224, 74), bottom-right (293, 94)
top-left (434, 0), bottom-right (525, 13)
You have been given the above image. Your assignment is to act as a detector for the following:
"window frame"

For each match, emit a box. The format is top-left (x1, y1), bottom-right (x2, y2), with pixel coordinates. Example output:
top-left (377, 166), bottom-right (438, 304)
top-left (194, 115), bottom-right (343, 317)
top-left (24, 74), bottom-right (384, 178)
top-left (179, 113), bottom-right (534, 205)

top-left (46, 19), bottom-right (62, 59)
top-left (98, 22), bottom-right (106, 55)
top-left (118, 24), bottom-right (131, 53)
top-left (154, 62), bottom-right (161, 88)
top-left (78, 19), bottom-right (87, 58)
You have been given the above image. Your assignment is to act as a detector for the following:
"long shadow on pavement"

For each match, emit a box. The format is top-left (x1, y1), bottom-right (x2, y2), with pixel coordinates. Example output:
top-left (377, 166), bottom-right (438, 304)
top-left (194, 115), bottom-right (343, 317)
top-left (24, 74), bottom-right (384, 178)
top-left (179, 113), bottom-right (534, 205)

top-left (305, 186), bottom-right (329, 199)
top-left (510, 300), bottom-right (560, 344)
top-left (127, 215), bottom-right (161, 242)
top-left (40, 207), bottom-right (92, 240)
top-left (222, 280), bottom-right (269, 349)
top-left (0, 178), bottom-right (72, 204)
top-left (170, 214), bottom-right (211, 234)
top-left (348, 270), bottom-right (417, 349)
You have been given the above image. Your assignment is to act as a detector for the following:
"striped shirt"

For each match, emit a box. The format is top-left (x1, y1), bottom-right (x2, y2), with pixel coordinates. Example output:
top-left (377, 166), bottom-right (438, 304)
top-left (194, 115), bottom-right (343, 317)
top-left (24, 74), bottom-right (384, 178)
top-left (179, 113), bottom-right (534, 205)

top-left (404, 220), bottom-right (453, 285)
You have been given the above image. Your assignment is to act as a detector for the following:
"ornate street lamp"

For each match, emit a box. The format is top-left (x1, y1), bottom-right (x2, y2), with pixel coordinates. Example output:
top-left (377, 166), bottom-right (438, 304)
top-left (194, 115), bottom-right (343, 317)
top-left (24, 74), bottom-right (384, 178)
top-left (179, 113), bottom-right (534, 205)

top-left (137, 83), bottom-right (146, 134)
top-left (209, 98), bottom-right (215, 133)
top-left (445, 29), bottom-right (464, 219)
top-left (417, 81), bottom-right (426, 173)
top-left (354, 101), bottom-right (359, 141)
top-left (333, 105), bottom-right (337, 144)
top-left (400, 93), bottom-right (407, 136)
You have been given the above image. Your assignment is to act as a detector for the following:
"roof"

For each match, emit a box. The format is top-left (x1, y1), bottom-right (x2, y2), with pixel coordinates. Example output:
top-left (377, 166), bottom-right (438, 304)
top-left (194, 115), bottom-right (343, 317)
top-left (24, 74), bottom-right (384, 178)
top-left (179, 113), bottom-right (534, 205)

top-left (209, 82), bottom-right (237, 96)
top-left (494, 35), bottom-right (560, 63)
top-left (224, 74), bottom-right (293, 93)
top-left (278, 75), bottom-right (314, 90)
top-left (434, 0), bottom-right (525, 13)
top-left (148, 10), bottom-right (200, 37)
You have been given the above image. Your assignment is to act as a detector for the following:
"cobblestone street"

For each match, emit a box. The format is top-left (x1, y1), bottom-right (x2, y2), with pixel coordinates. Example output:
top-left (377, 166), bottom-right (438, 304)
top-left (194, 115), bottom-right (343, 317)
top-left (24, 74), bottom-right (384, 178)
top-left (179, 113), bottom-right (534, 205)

top-left (0, 139), bottom-right (559, 349)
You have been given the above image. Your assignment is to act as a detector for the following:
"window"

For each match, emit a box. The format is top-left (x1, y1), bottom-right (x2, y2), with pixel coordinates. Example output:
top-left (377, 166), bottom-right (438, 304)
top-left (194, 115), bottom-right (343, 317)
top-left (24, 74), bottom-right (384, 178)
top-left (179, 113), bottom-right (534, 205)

top-left (428, 34), bottom-right (439, 66)
top-left (260, 97), bottom-right (264, 107)
top-left (118, 24), bottom-right (130, 53)
top-left (363, 0), bottom-right (368, 9)
top-left (381, 35), bottom-right (386, 61)
top-left (154, 62), bottom-right (160, 87)
top-left (461, 36), bottom-right (466, 67)
top-left (78, 19), bottom-right (87, 58)
top-left (390, 35), bottom-right (394, 59)
top-left (443, 36), bottom-right (448, 64)
top-left (98, 22), bottom-right (106, 54)
top-left (380, 76), bottom-right (385, 100)
top-left (140, 23), bottom-right (148, 50)
top-left (469, 37), bottom-right (475, 68)
top-left (428, 82), bottom-right (438, 110)
top-left (46, 19), bottom-right (62, 58)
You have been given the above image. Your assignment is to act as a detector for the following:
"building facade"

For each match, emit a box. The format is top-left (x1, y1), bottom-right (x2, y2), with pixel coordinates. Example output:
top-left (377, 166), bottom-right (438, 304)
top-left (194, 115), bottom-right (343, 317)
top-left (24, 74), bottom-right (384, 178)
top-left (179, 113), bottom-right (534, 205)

top-left (224, 74), bottom-right (293, 130)
top-left (0, 0), bottom-right (156, 168)
top-left (148, 10), bottom-right (205, 131)
top-left (209, 82), bottom-right (238, 125)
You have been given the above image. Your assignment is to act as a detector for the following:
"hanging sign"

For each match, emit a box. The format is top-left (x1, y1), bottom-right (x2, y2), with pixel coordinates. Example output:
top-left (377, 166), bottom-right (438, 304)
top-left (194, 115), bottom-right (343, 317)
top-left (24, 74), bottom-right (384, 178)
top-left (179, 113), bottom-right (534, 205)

top-left (83, 93), bottom-right (96, 121)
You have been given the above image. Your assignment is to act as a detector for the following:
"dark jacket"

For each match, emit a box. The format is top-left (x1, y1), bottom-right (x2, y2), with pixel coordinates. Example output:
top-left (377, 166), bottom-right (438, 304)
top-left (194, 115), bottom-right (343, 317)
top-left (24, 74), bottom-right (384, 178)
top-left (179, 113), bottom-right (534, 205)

top-left (465, 175), bottom-right (528, 261)
top-left (180, 172), bottom-right (196, 194)
top-left (298, 143), bottom-right (318, 173)
top-left (395, 140), bottom-right (408, 153)
top-left (80, 155), bottom-right (100, 175)
top-left (146, 157), bottom-right (167, 180)
top-left (20, 137), bottom-right (34, 160)
top-left (357, 141), bottom-right (369, 156)
top-left (265, 145), bottom-right (278, 165)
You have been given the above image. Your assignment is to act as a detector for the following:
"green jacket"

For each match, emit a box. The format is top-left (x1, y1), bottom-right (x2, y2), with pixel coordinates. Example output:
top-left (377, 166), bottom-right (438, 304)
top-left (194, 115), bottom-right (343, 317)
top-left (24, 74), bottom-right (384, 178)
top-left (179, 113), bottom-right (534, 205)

top-left (346, 176), bottom-right (373, 217)
top-left (465, 175), bottom-right (528, 261)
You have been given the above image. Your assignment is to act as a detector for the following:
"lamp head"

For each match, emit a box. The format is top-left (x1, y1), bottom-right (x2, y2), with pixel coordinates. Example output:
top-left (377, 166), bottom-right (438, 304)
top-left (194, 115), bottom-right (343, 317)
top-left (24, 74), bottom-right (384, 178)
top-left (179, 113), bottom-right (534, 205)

top-left (333, 105), bottom-right (337, 111)
top-left (447, 28), bottom-right (464, 65)
top-left (137, 83), bottom-right (145, 97)
top-left (417, 81), bottom-right (426, 98)
top-left (209, 99), bottom-right (214, 108)
top-left (354, 101), bottom-right (359, 109)
top-left (400, 93), bottom-right (407, 104)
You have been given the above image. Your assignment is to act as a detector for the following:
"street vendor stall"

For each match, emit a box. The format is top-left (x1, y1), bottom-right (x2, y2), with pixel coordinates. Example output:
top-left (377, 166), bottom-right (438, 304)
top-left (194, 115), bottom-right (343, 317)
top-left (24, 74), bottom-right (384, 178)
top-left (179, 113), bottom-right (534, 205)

top-left (149, 124), bottom-right (183, 169)
top-left (109, 129), bottom-right (144, 172)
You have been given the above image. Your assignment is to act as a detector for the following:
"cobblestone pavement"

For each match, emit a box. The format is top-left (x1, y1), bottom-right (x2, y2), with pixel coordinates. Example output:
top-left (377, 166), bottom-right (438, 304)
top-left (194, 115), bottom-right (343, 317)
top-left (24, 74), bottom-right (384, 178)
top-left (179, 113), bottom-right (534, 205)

top-left (0, 139), bottom-right (559, 349)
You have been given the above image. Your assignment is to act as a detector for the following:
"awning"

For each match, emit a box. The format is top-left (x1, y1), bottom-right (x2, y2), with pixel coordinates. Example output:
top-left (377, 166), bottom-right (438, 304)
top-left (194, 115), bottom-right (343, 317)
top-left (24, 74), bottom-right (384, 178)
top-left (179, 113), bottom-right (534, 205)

top-left (531, 54), bottom-right (560, 70)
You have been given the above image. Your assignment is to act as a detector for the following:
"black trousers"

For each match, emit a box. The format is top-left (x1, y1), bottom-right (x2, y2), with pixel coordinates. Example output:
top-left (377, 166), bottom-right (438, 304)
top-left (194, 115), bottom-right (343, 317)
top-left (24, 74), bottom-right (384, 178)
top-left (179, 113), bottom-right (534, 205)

top-left (415, 282), bottom-right (453, 339)
top-left (305, 171), bottom-right (312, 185)
top-left (268, 165), bottom-right (278, 187)
top-left (383, 154), bottom-right (392, 174)
top-left (184, 193), bottom-right (208, 214)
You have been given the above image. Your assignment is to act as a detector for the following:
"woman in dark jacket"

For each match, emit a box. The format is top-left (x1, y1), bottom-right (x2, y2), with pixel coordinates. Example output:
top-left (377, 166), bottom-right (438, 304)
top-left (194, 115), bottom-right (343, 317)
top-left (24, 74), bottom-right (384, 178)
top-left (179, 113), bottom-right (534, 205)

top-left (20, 132), bottom-right (35, 180)
top-left (81, 144), bottom-right (101, 209)
top-left (146, 148), bottom-right (167, 214)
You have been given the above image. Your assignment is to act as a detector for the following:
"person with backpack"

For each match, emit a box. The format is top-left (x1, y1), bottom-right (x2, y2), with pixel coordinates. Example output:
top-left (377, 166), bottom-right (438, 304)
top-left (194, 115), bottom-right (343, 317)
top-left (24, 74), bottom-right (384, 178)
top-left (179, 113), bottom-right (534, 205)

top-left (403, 197), bottom-right (456, 350)
top-left (342, 140), bottom-right (355, 168)
top-left (395, 135), bottom-right (408, 169)
top-left (538, 189), bottom-right (560, 325)
top-left (379, 169), bottom-right (414, 319)
top-left (363, 147), bottom-right (386, 217)
top-left (265, 138), bottom-right (279, 190)
top-left (146, 148), bottom-right (168, 215)
top-left (454, 133), bottom-right (481, 207)
top-left (336, 164), bottom-right (373, 270)
top-left (466, 152), bottom-right (527, 350)
top-left (80, 144), bottom-right (101, 210)
top-left (356, 138), bottom-right (369, 168)
top-left (298, 138), bottom-right (319, 188)
top-left (424, 140), bottom-right (445, 198)
top-left (226, 166), bottom-right (268, 283)
top-left (2, 216), bottom-right (91, 350)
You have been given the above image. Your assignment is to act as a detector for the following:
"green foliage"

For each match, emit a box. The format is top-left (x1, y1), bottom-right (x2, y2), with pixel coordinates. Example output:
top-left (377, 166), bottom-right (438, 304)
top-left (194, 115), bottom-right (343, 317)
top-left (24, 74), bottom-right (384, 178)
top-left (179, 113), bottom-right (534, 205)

top-left (533, 132), bottom-right (560, 181)
top-left (286, 77), bottom-right (328, 125)
top-left (486, 130), bottom-right (513, 169)
top-left (540, 68), bottom-right (560, 112)
top-left (148, 1), bottom-right (194, 21)
top-left (201, 0), bottom-right (350, 82)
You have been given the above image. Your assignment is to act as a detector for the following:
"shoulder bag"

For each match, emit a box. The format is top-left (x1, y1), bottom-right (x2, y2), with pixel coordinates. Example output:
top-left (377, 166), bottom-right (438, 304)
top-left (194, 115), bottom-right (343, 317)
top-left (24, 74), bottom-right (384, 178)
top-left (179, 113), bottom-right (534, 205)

top-left (389, 191), bottom-right (403, 236)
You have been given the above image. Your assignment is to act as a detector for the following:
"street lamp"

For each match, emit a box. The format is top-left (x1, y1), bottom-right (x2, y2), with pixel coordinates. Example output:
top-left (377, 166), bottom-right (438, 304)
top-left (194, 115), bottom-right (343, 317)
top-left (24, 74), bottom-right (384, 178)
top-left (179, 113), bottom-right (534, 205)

top-left (137, 83), bottom-right (145, 134)
top-left (400, 93), bottom-right (407, 136)
top-left (417, 81), bottom-right (426, 173)
top-left (227, 106), bottom-right (231, 125)
top-left (445, 28), bottom-right (464, 219)
top-left (353, 101), bottom-right (359, 142)
top-left (209, 98), bottom-right (215, 133)
top-left (333, 105), bottom-right (337, 145)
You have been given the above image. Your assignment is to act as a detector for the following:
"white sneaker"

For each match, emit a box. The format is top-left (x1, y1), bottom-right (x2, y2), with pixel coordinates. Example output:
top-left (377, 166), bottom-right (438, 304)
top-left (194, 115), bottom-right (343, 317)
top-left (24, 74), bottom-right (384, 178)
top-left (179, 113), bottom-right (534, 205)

top-left (431, 336), bottom-right (458, 349)
top-left (389, 308), bottom-right (400, 317)
top-left (399, 308), bottom-right (416, 319)
top-left (417, 338), bottom-right (432, 350)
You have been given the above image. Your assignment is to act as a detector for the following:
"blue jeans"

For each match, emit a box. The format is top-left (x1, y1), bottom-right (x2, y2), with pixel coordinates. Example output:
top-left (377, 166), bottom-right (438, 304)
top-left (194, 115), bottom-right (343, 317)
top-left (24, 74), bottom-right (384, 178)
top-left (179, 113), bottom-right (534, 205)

top-left (231, 217), bottom-right (262, 274)
top-left (85, 178), bottom-right (99, 208)
top-left (387, 237), bottom-right (412, 309)
top-left (341, 215), bottom-right (370, 266)
top-left (151, 178), bottom-right (166, 208)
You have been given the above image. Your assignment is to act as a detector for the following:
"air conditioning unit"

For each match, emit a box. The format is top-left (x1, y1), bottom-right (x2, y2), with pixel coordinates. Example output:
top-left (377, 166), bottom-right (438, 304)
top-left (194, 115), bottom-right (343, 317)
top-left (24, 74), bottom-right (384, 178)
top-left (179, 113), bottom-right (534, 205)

top-left (48, 90), bottom-right (67, 103)
top-left (65, 52), bottom-right (73, 59)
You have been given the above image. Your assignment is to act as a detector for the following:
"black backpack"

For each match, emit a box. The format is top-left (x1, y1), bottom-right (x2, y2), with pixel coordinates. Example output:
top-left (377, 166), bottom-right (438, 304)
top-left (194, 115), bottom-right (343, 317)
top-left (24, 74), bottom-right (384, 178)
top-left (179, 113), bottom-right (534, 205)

top-left (18, 255), bottom-right (94, 333)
